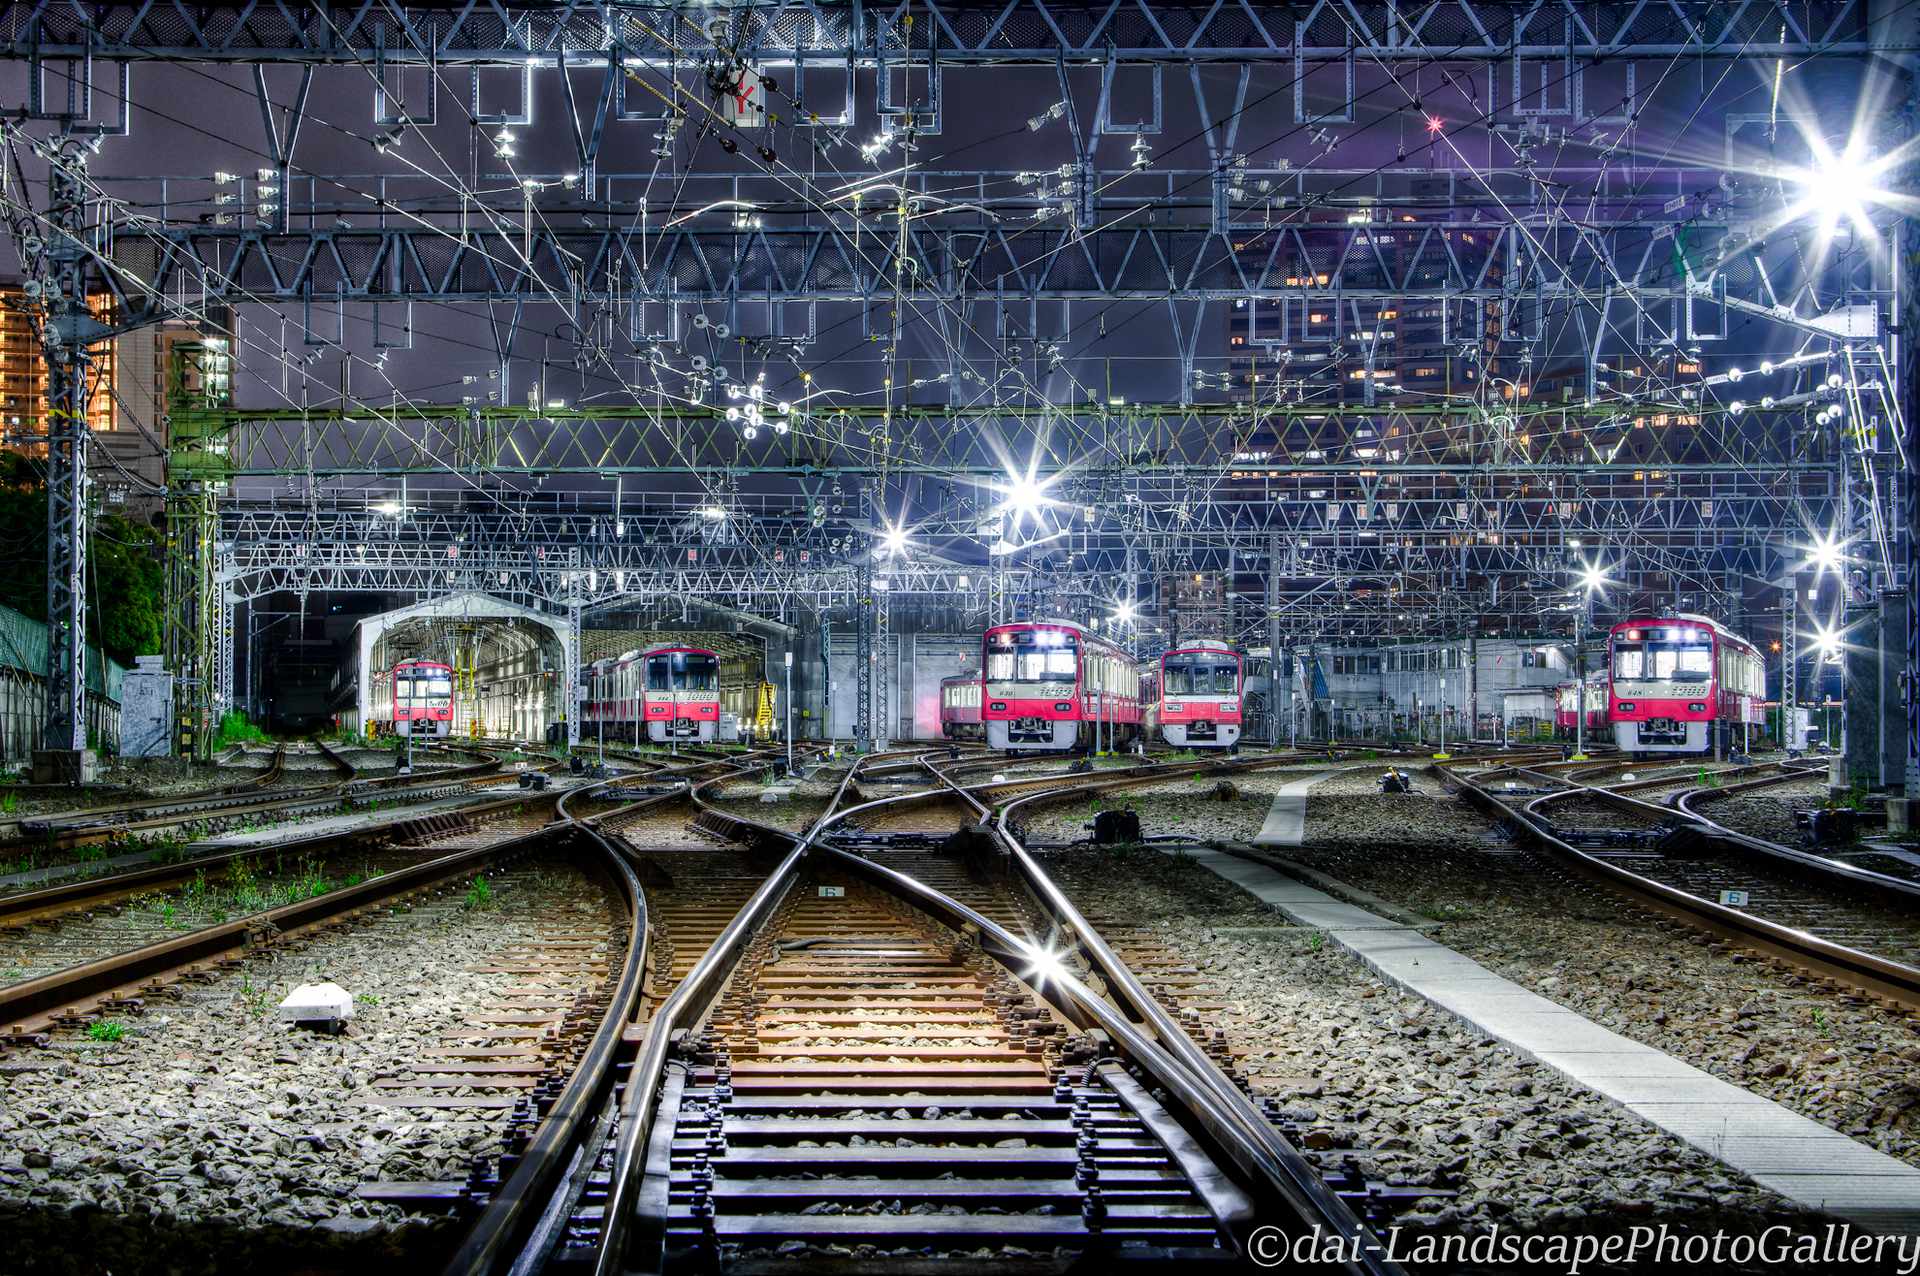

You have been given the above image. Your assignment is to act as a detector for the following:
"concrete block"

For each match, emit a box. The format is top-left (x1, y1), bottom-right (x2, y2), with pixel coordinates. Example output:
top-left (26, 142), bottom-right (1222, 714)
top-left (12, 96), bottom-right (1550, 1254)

top-left (279, 982), bottom-right (355, 1029)
top-left (32, 750), bottom-right (96, 785)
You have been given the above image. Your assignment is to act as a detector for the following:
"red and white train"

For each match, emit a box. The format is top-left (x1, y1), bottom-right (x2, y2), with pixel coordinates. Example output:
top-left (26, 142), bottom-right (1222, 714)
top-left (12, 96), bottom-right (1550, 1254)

top-left (938, 672), bottom-right (985, 741)
top-left (982, 620), bottom-right (1144, 753)
top-left (1151, 640), bottom-right (1243, 750)
top-left (370, 659), bottom-right (455, 737)
top-left (1554, 672), bottom-right (1609, 740)
top-left (1609, 614), bottom-right (1765, 756)
top-left (580, 643), bottom-right (723, 743)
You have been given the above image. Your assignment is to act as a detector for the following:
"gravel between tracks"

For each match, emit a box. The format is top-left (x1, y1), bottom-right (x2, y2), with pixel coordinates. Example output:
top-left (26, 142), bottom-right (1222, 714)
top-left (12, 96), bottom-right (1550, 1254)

top-left (0, 857), bottom-right (617, 1274)
top-left (1257, 790), bottom-right (1920, 1175)
top-left (1693, 777), bottom-right (1843, 844)
top-left (1046, 847), bottom-right (1827, 1256)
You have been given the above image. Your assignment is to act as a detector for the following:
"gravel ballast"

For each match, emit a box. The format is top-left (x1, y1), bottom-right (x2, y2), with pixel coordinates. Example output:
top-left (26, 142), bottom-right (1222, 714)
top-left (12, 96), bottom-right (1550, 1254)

top-left (0, 857), bottom-right (620, 1274)
top-left (1044, 846), bottom-right (1829, 1261)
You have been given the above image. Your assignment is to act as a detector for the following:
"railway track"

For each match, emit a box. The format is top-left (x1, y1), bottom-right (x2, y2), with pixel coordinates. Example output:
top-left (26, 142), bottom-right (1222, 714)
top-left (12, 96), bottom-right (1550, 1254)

top-left (0, 744), bottom-right (779, 1029)
top-left (431, 745), bottom-right (1397, 1276)
top-left (1435, 758), bottom-right (1920, 1017)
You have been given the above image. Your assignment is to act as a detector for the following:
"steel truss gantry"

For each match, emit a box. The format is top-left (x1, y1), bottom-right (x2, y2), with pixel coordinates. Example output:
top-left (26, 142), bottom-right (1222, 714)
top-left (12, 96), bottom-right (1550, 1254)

top-left (0, 0), bottom-right (1906, 762)
top-left (0, 0), bottom-right (1878, 65)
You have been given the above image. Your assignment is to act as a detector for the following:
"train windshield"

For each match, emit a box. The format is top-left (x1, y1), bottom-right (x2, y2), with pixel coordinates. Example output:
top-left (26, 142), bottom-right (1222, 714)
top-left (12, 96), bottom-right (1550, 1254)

top-left (1163, 658), bottom-right (1238, 696)
top-left (648, 653), bottom-right (719, 692)
top-left (398, 671), bottom-right (453, 706)
top-left (1612, 639), bottom-right (1712, 683)
top-left (985, 630), bottom-right (1079, 683)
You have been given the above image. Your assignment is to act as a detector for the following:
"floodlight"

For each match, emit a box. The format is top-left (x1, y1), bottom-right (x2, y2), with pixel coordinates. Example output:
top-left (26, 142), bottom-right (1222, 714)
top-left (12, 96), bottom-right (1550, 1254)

top-left (1005, 473), bottom-right (1046, 520)
top-left (1808, 533), bottom-right (1846, 575)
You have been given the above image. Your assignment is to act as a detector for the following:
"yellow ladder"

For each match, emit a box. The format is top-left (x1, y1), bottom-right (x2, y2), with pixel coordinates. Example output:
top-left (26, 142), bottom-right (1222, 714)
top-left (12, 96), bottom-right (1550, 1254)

top-left (754, 682), bottom-right (777, 735)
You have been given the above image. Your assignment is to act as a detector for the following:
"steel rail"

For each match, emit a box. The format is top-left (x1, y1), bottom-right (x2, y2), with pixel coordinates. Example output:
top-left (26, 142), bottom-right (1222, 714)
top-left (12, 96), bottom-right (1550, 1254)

top-left (0, 780), bottom-right (559, 920)
top-left (437, 824), bottom-right (648, 1276)
top-left (1665, 772), bottom-right (1920, 913)
top-left (1499, 763), bottom-right (1920, 916)
top-left (0, 744), bottom-right (511, 857)
top-left (432, 749), bottom-right (817, 1276)
top-left (19, 742), bottom-right (296, 832)
top-left (1433, 763), bottom-right (1920, 1014)
top-left (0, 817), bottom-right (565, 1039)
top-left (954, 766), bottom-right (1400, 1276)
top-left (591, 746), bottom-right (1395, 1271)
top-left (587, 751), bottom-right (882, 1276)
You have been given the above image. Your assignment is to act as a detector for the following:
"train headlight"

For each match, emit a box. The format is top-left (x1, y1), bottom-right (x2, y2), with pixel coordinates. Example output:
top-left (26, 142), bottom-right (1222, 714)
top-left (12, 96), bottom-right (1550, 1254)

top-left (1688, 703), bottom-right (1706, 713)
top-left (1055, 702), bottom-right (1074, 712)
top-left (1616, 702), bottom-right (1635, 712)
top-left (990, 702), bottom-right (1007, 711)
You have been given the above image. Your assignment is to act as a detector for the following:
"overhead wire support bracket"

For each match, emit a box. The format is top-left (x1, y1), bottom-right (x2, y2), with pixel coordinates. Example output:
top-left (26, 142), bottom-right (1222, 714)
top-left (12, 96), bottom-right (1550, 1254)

top-left (374, 24), bottom-right (437, 127)
top-left (21, 41), bottom-right (130, 137)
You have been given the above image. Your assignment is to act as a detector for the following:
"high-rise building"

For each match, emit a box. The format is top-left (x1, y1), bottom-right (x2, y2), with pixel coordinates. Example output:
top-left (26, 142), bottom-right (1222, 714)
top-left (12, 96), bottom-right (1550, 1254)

top-left (0, 286), bottom-right (117, 437)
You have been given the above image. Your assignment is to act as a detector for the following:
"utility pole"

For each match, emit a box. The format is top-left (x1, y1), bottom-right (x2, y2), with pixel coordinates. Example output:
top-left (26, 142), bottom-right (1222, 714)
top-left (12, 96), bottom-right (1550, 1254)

top-left (854, 555), bottom-right (874, 751)
top-left (1785, 582), bottom-right (1799, 749)
top-left (40, 140), bottom-right (95, 766)
top-left (1468, 631), bottom-right (1479, 746)
top-left (1573, 603), bottom-right (1588, 760)
top-left (1267, 532), bottom-right (1281, 751)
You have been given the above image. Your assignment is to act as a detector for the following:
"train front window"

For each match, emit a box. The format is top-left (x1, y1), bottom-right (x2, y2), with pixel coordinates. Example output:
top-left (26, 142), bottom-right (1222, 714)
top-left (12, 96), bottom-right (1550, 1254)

top-left (675, 654), bottom-right (719, 691)
top-left (1163, 660), bottom-right (1238, 695)
top-left (1613, 643), bottom-right (1712, 683)
top-left (985, 631), bottom-right (1078, 683)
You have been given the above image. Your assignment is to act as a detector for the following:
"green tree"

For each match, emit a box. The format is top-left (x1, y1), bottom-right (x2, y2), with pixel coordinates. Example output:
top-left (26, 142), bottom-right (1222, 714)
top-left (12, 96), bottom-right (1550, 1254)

top-left (0, 450), bottom-right (163, 667)
top-left (91, 514), bottom-right (163, 665)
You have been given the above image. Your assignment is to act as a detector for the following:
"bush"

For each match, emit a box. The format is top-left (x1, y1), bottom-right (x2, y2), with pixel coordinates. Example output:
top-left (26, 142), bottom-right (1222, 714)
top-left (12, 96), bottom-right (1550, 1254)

top-left (210, 711), bottom-right (272, 751)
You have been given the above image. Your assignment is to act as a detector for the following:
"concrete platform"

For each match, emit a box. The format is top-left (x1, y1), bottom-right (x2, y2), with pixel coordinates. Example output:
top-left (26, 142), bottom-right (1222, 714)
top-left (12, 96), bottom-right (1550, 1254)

top-left (1251, 770), bottom-right (1350, 846)
top-left (1169, 844), bottom-right (1920, 1233)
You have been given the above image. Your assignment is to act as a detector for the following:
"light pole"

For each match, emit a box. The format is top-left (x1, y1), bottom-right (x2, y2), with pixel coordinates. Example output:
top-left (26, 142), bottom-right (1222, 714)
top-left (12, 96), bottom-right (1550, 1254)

top-left (1574, 601), bottom-right (1588, 761)
top-left (1436, 677), bottom-right (1448, 757)
top-left (784, 650), bottom-right (795, 777)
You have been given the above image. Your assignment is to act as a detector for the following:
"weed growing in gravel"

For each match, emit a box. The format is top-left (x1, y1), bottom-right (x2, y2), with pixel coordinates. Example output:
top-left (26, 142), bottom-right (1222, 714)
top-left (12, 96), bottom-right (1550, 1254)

top-left (87, 1021), bottom-right (124, 1043)
top-left (1109, 842), bottom-right (1132, 861)
top-left (279, 855), bottom-right (333, 904)
top-left (464, 877), bottom-right (493, 910)
top-left (0, 791), bottom-right (14, 814)
top-left (1168, 847), bottom-right (1195, 869)
top-left (1307, 932), bottom-right (1325, 952)
top-left (357, 992), bottom-right (383, 1005)
top-left (529, 869), bottom-right (563, 891)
